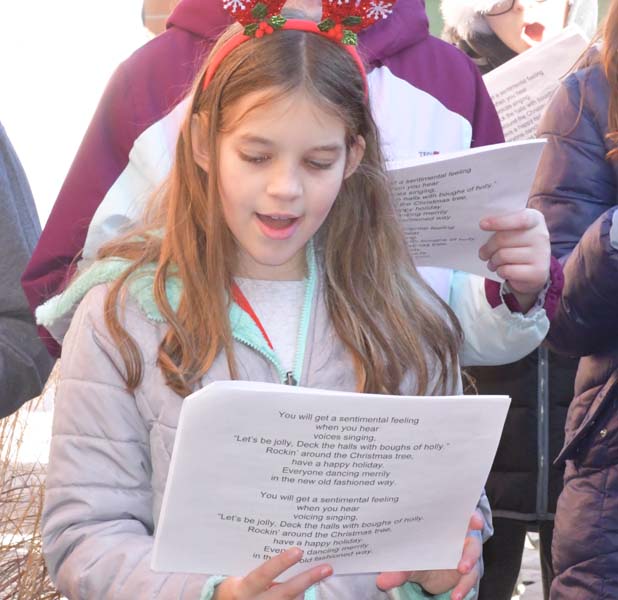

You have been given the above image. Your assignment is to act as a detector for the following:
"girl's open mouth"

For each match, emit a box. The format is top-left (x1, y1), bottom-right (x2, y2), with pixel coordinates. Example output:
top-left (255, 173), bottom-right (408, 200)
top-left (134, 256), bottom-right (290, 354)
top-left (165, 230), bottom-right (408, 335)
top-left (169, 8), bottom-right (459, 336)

top-left (256, 214), bottom-right (301, 240)
top-left (523, 22), bottom-right (545, 43)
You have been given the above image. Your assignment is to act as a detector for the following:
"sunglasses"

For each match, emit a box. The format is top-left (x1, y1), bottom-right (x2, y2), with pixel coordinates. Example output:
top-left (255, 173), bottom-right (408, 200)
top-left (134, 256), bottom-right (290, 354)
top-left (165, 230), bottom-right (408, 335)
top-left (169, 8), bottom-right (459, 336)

top-left (486, 0), bottom-right (548, 17)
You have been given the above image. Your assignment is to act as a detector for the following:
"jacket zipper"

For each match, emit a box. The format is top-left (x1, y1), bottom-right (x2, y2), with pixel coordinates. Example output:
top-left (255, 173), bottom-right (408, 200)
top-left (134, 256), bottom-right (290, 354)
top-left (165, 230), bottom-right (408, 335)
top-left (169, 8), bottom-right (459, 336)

top-left (537, 346), bottom-right (550, 518)
top-left (233, 333), bottom-right (298, 386)
top-left (232, 333), bottom-right (291, 385)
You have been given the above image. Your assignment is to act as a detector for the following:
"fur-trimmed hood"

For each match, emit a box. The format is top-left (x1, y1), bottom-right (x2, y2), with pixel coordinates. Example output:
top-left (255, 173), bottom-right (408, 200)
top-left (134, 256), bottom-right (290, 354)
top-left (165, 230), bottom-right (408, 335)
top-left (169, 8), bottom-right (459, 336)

top-left (441, 0), bottom-right (598, 41)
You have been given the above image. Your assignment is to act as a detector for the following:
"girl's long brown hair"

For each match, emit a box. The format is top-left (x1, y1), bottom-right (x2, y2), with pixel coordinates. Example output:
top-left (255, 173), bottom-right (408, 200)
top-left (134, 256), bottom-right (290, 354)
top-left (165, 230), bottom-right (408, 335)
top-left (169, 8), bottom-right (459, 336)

top-left (98, 21), bottom-right (462, 397)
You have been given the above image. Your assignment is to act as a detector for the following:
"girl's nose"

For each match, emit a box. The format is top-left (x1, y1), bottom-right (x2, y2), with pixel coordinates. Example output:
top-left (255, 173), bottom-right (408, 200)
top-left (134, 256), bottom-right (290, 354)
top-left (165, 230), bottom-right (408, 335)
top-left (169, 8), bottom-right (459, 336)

top-left (519, 0), bottom-right (538, 10)
top-left (266, 162), bottom-right (303, 200)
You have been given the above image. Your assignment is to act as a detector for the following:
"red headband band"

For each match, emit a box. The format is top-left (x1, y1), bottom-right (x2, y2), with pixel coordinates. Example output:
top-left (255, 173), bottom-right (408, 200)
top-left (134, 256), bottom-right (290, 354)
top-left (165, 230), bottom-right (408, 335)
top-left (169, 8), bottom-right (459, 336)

top-left (202, 19), bottom-right (369, 96)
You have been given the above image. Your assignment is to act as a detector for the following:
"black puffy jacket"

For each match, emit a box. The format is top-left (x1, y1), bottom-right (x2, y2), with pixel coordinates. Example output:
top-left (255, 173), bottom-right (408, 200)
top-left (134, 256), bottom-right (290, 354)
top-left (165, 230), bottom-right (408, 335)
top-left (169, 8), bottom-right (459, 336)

top-left (467, 350), bottom-right (576, 523)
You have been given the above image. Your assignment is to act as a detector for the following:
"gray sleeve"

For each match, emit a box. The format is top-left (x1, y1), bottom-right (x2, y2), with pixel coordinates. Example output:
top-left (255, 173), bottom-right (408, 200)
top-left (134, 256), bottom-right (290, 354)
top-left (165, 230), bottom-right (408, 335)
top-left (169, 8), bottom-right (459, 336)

top-left (0, 121), bottom-right (54, 416)
top-left (42, 286), bottom-right (209, 599)
top-left (476, 488), bottom-right (493, 544)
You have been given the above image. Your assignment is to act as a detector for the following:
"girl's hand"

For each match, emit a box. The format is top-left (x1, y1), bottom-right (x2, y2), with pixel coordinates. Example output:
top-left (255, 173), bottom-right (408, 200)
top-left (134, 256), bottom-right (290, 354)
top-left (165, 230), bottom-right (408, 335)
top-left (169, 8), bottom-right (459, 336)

top-left (214, 547), bottom-right (332, 600)
top-left (479, 209), bottom-right (551, 313)
top-left (375, 511), bottom-right (484, 600)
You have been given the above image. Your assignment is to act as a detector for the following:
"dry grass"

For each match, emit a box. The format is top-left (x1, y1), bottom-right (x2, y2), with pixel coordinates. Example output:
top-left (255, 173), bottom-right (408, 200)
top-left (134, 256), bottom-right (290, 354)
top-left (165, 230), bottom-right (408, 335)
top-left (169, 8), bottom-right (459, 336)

top-left (0, 366), bottom-right (61, 600)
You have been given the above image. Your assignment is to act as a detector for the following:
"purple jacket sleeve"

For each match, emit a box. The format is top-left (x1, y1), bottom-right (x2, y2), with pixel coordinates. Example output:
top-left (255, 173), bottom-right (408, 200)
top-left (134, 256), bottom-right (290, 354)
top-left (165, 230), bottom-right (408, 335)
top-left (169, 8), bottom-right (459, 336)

top-left (529, 73), bottom-right (618, 355)
top-left (529, 76), bottom-right (616, 261)
top-left (544, 207), bottom-right (618, 357)
top-left (21, 62), bottom-right (138, 357)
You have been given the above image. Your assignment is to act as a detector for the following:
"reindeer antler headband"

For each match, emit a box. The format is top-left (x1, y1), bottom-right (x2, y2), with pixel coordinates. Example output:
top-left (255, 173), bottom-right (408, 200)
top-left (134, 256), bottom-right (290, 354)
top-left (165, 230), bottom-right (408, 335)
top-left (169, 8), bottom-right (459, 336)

top-left (203, 0), bottom-right (398, 95)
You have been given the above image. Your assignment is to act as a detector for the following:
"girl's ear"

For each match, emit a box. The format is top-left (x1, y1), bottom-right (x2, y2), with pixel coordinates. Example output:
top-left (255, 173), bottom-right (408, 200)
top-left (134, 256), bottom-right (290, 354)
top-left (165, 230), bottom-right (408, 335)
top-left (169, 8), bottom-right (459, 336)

top-left (191, 114), bottom-right (210, 172)
top-left (344, 135), bottom-right (366, 179)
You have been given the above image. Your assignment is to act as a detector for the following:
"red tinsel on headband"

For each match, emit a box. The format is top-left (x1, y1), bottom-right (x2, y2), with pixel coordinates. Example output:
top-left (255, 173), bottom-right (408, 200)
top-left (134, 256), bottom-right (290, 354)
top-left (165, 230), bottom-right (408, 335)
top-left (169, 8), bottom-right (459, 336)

top-left (224, 0), bottom-right (396, 43)
top-left (321, 0), bottom-right (396, 37)
top-left (202, 0), bottom-right (398, 93)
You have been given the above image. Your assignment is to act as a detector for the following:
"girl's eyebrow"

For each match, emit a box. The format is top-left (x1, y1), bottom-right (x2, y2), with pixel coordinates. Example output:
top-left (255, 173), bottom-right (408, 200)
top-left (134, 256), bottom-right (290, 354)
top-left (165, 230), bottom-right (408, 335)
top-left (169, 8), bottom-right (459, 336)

top-left (238, 134), bottom-right (273, 146)
top-left (238, 134), bottom-right (343, 152)
top-left (310, 144), bottom-right (344, 153)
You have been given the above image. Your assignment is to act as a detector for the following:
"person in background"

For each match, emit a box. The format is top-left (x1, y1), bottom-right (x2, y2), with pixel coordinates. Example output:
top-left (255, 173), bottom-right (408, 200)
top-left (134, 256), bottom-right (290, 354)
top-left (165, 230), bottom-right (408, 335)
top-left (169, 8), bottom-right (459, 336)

top-left (0, 122), bottom-right (55, 418)
top-left (438, 1), bottom-right (597, 599)
top-left (528, 2), bottom-right (618, 596)
top-left (24, 0), bottom-right (559, 373)
top-left (441, 0), bottom-right (597, 74)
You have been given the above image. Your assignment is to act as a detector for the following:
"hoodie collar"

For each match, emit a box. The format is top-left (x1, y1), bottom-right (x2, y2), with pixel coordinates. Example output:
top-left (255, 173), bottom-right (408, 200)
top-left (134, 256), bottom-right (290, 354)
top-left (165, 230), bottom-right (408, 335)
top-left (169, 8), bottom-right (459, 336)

top-left (167, 0), bottom-right (430, 63)
top-left (167, 0), bottom-right (231, 39)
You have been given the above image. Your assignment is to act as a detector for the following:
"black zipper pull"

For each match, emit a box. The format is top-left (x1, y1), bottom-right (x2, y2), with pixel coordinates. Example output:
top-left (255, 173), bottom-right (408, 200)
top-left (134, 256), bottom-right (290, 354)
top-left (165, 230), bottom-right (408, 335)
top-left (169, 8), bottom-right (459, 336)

top-left (285, 371), bottom-right (297, 386)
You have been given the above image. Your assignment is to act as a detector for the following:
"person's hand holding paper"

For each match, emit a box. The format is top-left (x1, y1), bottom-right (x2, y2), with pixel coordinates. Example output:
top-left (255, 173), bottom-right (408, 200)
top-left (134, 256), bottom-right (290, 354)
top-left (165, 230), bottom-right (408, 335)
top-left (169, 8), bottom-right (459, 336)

top-left (388, 139), bottom-right (547, 285)
top-left (479, 208), bottom-right (551, 312)
top-left (213, 508), bottom-right (485, 600)
top-left (213, 548), bottom-right (332, 600)
top-left (376, 510), bottom-right (484, 600)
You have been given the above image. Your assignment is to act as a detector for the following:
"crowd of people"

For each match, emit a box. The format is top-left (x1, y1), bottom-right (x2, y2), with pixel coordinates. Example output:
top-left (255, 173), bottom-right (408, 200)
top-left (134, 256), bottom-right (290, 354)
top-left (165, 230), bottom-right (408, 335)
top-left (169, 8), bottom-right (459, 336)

top-left (1, 0), bottom-right (617, 599)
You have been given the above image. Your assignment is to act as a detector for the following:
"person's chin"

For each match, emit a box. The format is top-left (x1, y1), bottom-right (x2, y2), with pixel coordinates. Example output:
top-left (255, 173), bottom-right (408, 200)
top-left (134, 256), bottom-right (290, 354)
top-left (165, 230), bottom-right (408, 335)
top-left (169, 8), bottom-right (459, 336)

top-left (253, 245), bottom-right (307, 277)
top-left (511, 36), bottom-right (534, 53)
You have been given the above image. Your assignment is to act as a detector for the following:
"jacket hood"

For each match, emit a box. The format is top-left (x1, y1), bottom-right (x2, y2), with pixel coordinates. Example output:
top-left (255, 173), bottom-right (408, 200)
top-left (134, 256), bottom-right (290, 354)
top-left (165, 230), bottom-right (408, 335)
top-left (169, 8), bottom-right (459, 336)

top-left (167, 0), bottom-right (430, 64)
top-left (167, 0), bottom-right (230, 39)
top-left (441, 0), bottom-right (598, 42)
